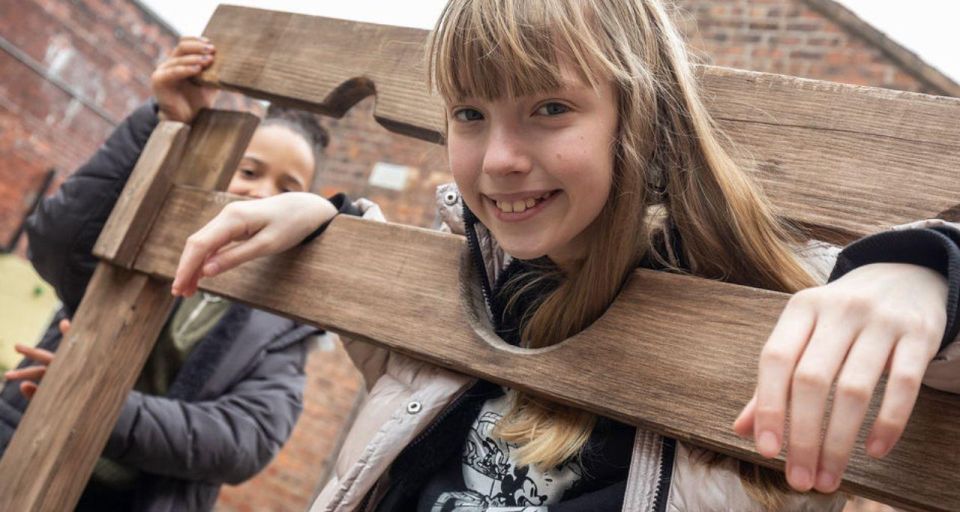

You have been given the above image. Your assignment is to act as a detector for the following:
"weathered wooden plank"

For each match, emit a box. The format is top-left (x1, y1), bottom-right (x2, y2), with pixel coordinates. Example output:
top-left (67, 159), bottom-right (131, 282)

top-left (174, 109), bottom-right (259, 188)
top-left (0, 265), bottom-right (174, 511)
top-left (702, 69), bottom-right (960, 242)
top-left (0, 110), bottom-right (259, 512)
top-left (133, 185), bottom-right (960, 512)
top-left (92, 121), bottom-right (189, 266)
top-left (198, 5), bottom-right (960, 242)
top-left (200, 5), bottom-right (441, 143)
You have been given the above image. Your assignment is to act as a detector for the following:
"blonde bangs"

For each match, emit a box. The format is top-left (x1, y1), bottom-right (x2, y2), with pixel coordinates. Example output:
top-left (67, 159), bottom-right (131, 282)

top-left (427, 0), bottom-right (616, 101)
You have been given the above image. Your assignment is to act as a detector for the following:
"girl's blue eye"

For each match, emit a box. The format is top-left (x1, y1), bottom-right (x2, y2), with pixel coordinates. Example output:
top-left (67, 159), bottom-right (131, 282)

top-left (536, 102), bottom-right (570, 116)
top-left (453, 108), bottom-right (484, 121)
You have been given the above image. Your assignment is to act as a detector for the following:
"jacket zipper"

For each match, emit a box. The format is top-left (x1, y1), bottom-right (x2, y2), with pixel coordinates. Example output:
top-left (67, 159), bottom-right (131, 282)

top-left (464, 212), bottom-right (495, 312)
top-left (651, 436), bottom-right (677, 512)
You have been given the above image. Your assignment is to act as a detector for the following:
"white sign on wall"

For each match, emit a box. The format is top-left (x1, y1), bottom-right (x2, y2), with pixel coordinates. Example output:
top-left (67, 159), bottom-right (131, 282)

top-left (369, 162), bottom-right (411, 191)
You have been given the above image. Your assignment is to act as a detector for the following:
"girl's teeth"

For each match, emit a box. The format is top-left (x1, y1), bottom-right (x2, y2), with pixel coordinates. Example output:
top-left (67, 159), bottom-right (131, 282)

top-left (494, 193), bottom-right (553, 214)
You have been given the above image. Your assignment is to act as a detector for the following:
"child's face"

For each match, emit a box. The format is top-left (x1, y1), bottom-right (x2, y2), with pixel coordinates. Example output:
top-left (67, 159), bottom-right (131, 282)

top-left (227, 124), bottom-right (316, 198)
top-left (446, 62), bottom-right (618, 265)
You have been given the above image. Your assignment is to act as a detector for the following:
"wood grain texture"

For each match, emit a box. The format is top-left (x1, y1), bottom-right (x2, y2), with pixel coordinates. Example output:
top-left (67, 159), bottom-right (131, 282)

top-left (199, 5), bottom-right (960, 242)
top-left (701, 69), bottom-right (960, 242)
top-left (174, 108), bottom-right (259, 188)
top-left (200, 5), bottom-right (443, 143)
top-left (0, 110), bottom-right (259, 512)
top-left (92, 121), bottom-right (189, 266)
top-left (134, 186), bottom-right (960, 512)
top-left (0, 265), bottom-right (175, 511)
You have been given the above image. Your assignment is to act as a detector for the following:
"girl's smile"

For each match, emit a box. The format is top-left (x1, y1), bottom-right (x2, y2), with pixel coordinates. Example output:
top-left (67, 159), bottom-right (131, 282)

top-left (484, 190), bottom-right (559, 222)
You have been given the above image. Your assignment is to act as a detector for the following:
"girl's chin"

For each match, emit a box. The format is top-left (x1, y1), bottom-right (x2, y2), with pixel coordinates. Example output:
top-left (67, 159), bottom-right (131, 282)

top-left (495, 238), bottom-right (552, 261)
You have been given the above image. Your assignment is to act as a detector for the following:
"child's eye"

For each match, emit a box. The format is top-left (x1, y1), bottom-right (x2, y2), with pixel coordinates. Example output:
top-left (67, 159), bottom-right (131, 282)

top-left (239, 168), bottom-right (257, 179)
top-left (535, 102), bottom-right (570, 116)
top-left (452, 108), bottom-right (484, 122)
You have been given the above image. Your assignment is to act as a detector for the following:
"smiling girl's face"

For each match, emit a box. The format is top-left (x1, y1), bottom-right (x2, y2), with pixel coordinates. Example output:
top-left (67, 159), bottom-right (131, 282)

top-left (446, 60), bottom-right (619, 266)
top-left (227, 124), bottom-right (316, 199)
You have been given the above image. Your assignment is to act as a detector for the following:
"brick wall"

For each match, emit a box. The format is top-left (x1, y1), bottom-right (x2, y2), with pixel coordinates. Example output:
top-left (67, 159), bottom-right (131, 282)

top-left (673, 0), bottom-right (940, 94)
top-left (0, 0), bottom-right (175, 252)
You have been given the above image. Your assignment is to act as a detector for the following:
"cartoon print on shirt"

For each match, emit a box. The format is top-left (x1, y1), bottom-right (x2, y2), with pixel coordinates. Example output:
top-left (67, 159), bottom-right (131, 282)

top-left (431, 395), bottom-right (583, 511)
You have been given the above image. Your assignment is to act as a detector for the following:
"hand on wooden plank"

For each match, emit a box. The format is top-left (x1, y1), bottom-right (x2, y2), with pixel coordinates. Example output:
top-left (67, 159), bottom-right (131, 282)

top-left (733, 262), bottom-right (947, 494)
top-left (3, 318), bottom-right (69, 400)
top-left (152, 36), bottom-right (220, 123)
top-left (172, 193), bottom-right (339, 297)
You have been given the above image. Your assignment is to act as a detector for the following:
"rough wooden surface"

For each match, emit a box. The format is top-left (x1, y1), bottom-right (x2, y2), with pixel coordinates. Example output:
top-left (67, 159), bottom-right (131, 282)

top-left (134, 186), bottom-right (960, 512)
top-left (173, 109), bottom-right (259, 188)
top-left (92, 121), bottom-right (188, 266)
top-left (200, 5), bottom-right (442, 143)
top-left (702, 69), bottom-right (960, 243)
top-left (0, 110), bottom-right (259, 512)
top-left (199, 5), bottom-right (960, 243)
top-left (0, 266), bottom-right (174, 511)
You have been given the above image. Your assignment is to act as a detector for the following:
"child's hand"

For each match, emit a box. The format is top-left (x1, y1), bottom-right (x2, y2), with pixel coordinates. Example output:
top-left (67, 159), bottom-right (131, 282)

top-left (3, 319), bottom-right (68, 400)
top-left (733, 263), bottom-right (947, 493)
top-left (172, 193), bottom-right (339, 297)
top-left (151, 36), bottom-right (219, 123)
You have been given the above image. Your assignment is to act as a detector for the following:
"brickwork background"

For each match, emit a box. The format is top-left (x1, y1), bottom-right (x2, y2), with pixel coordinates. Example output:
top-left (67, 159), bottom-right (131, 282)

top-left (0, 1), bottom-right (954, 511)
top-left (0, 0), bottom-right (173, 253)
top-left (673, 0), bottom-right (940, 94)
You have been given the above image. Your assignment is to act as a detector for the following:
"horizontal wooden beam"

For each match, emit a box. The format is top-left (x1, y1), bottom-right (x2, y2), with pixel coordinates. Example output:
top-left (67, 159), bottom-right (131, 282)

top-left (199, 5), bottom-right (960, 243)
top-left (131, 185), bottom-right (960, 512)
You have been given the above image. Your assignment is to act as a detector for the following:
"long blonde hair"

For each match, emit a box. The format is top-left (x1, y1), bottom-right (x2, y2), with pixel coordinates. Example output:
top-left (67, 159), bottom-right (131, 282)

top-left (428, 0), bottom-right (817, 507)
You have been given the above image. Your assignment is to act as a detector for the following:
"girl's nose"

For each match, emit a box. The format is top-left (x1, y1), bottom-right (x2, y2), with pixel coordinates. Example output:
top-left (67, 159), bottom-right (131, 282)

top-left (482, 127), bottom-right (533, 177)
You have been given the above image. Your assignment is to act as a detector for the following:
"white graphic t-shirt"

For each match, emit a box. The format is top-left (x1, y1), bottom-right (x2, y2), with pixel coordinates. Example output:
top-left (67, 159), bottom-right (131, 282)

top-left (427, 395), bottom-right (584, 512)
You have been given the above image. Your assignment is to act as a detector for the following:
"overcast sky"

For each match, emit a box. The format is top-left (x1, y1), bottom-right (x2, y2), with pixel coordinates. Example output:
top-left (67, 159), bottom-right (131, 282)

top-left (139, 0), bottom-right (959, 84)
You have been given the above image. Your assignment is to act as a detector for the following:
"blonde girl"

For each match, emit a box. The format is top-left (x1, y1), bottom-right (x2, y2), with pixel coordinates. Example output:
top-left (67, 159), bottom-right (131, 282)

top-left (173, 0), bottom-right (960, 510)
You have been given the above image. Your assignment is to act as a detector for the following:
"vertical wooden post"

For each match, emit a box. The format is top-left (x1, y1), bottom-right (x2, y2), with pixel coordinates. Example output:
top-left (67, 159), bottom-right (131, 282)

top-left (0, 110), bottom-right (258, 511)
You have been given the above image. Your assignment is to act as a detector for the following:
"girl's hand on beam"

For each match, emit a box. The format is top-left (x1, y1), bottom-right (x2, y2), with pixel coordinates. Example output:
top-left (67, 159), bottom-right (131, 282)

top-left (152, 36), bottom-right (220, 124)
top-left (172, 193), bottom-right (338, 297)
top-left (733, 263), bottom-right (946, 494)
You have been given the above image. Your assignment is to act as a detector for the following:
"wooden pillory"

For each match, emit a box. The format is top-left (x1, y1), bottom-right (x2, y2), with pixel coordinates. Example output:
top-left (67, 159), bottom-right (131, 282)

top-left (1, 5), bottom-right (959, 511)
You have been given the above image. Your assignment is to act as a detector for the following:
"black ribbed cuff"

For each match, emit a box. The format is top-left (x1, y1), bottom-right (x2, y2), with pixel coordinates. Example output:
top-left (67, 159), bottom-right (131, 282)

top-left (300, 193), bottom-right (362, 245)
top-left (829, 227), bottom-right (960, 350)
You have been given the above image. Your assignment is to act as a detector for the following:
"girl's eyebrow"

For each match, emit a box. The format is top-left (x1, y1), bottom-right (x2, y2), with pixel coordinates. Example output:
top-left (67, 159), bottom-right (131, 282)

top-left (282, 173), bottom-right (306, 189)
top-left (240, 156), bottom-right (265, 167)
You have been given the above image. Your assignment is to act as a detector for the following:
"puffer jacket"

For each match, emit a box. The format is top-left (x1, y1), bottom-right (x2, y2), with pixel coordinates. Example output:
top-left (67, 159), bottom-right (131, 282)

top-left (313, 187), bottom-right (960, 512)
